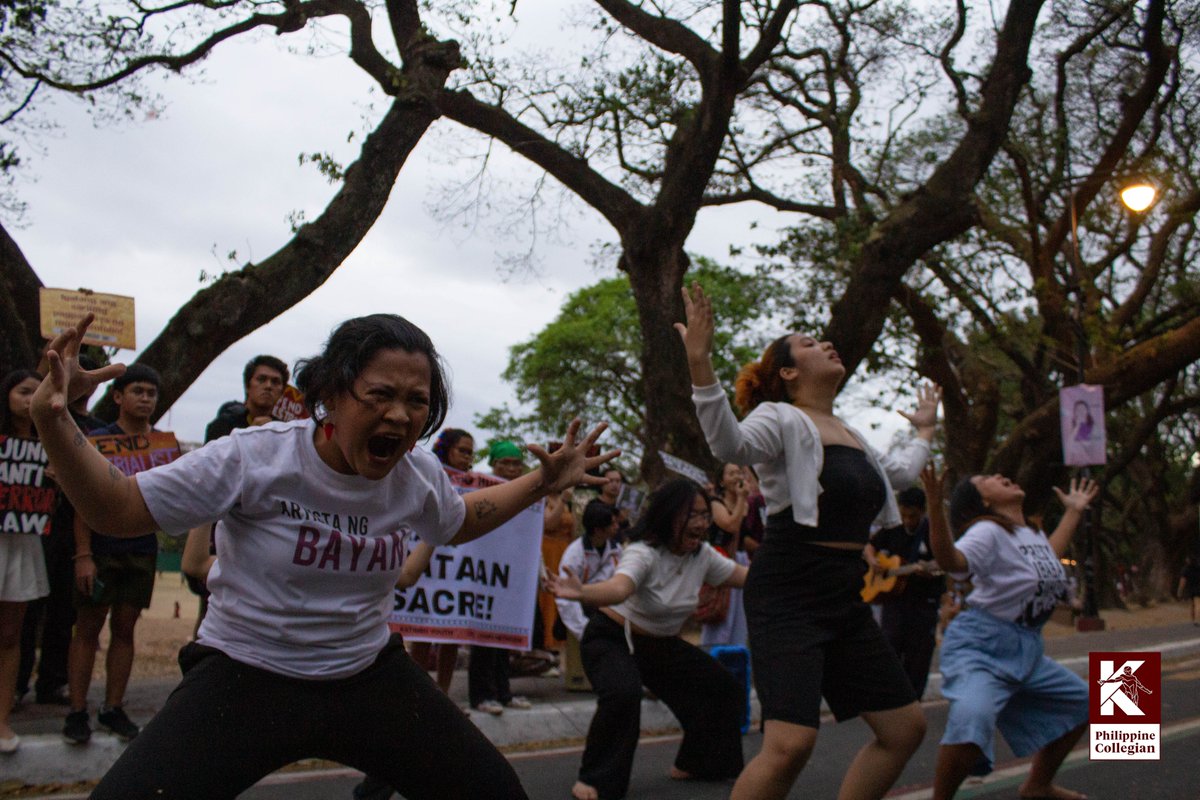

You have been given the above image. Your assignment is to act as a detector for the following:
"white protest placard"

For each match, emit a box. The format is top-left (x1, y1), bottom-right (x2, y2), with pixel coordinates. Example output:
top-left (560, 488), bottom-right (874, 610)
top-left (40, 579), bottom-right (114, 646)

top-left (658, 450), bottom-right (709, 485)
top-left (388, 468), bottom-right (542, 650)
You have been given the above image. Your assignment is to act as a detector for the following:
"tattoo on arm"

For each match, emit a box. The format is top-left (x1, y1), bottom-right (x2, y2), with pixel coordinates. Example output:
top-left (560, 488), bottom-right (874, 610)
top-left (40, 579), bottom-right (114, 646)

top-left (109, 465), bottom-right (122, 483)
top-left (473, 499), bottom-right (498, 521)
top-left (73, 431), bottom-right (85, 447)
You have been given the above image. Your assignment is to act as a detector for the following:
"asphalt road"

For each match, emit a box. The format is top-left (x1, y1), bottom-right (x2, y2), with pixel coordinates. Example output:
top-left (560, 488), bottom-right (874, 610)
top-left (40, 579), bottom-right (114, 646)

top-left (21, 654), bottom-right (1200, 799)
top-left (231, 654), bottom-right (1200, 800)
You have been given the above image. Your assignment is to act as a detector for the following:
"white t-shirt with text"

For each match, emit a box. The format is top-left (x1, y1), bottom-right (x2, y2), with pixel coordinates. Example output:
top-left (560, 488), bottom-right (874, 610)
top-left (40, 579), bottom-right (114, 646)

top-left (137, 419), bottom-right (466, 679)
top-left (612, 541), bottom-right (736, 636)
top-left (953, 520), bottom-right (1067, 627)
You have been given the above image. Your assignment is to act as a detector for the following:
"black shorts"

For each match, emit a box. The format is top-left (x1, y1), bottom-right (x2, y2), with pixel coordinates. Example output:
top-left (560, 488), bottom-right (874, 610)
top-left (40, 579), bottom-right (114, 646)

top-left (75, 552), bottom-right (156, 610)
top-left (744, 535), bottom-right (916, 728)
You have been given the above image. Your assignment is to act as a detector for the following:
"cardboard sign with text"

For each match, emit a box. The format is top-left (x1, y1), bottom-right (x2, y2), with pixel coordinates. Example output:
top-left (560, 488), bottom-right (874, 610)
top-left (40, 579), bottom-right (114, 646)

top-left (0, 436), bottom-right (56, 536)
top-left (271, 385), bottom-right (309, 423)
top-left (39, 287), bottom-right (136, 350)
top-left (388, 468), bottom-right (542, 650)
top-left (89, 432), bottom-right (182, 476)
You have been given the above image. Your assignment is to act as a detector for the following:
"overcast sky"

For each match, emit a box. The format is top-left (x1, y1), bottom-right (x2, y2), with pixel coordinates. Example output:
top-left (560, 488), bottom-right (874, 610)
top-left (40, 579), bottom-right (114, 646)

top-left (11, 2), bottom-right (906, 461)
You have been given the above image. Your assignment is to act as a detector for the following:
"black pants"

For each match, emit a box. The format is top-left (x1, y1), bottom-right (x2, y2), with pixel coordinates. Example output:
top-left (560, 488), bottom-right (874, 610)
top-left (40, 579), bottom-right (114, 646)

top-left (880, 594), bottom-right (940, 697)
top-left (578, 613), bottom-right (744, 800)
top-left (18, 521), bottom-right (76, 696)
top-left (90, 636), bottom-right (527, 800)
top-left (468, 645), bottom-right (513, 707)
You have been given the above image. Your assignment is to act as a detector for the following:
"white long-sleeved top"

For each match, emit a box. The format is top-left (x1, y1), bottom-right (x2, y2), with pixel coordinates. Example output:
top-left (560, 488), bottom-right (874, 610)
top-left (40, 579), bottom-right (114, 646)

top-left (555, 536), bottom-right (622, 639)
top-left (691, 382), bottom-right (930, 530)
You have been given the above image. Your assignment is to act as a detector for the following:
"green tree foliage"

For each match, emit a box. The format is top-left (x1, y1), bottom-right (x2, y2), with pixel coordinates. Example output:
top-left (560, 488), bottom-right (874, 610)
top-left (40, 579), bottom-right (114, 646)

top-left (476, 258), bottom-right (781, 461)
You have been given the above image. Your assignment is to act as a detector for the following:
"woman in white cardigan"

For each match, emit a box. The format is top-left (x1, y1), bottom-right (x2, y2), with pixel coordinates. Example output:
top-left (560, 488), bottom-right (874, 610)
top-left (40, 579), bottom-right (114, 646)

top-left (676, 284), bottom-right (939, 800)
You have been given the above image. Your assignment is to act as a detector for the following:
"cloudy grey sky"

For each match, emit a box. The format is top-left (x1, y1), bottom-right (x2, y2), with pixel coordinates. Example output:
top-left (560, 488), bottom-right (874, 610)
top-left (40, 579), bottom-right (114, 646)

top-left (12, 2), bottom-right (906, 456)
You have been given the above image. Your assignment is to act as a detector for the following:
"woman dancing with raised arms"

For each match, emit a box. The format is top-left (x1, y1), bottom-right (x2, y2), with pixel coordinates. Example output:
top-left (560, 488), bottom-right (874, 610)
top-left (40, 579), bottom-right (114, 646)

top-left (922, 466), bottom-right (1096, 800)
top-left (676, 284), bottom-right (938, 800)
top-left (31, 313), bottom-right (616, 800)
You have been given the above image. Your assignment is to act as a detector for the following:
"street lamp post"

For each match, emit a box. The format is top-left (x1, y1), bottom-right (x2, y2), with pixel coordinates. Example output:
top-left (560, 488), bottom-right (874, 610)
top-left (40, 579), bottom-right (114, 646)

top-left (1066, 176), bottom-right (1158, 633)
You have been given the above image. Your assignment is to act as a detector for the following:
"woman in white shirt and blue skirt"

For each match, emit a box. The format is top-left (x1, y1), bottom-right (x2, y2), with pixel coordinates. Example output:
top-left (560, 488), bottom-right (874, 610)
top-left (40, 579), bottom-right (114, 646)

top-left (676, 284), bottom-right (938, 800)
top-left (550, 478), bottom-right (749, 800)
top-left (923, 467), bottom-right (1096, 800)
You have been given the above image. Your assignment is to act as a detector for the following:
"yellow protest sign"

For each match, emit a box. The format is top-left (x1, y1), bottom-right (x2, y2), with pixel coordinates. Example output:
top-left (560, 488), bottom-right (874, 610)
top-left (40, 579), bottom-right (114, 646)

top-left (39, 288), bottom-right (136, 349)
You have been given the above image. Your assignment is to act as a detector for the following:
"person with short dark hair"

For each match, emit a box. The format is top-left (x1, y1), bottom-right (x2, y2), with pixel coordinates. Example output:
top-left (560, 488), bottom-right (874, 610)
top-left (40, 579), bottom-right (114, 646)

top-left (923, 467), bottom-right (1097, 800)
top-left (32, 313), bottom-right (615, 799)
top-left (550, 479), bottom-right (749, 800)
top-left (868, 485), bottom-right (944, 697)
top-left (554, 500), bottom-right (622, 643)
top-left (549, 482), bottom-right (744, 800)
top-left (65, 362), bottom-right (163, 744)
top-left (203, 354), bottom-right (289, 442)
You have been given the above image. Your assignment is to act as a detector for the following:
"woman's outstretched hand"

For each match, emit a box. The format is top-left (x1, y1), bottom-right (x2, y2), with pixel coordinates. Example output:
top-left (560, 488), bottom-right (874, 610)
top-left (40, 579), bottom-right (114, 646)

top-left (919, 463), bottom-right (948, 505)
top-left (546, 567), bottom-right (584, 601)
top-left (675, 283), bottom-right (713, 362)
top-left (33, 314), bottom-right (126, 423)
top-left (1054, 477), bottom-right (1100, 513)
top-left (898, 383), bottom-right (942, 434)
top-left (527, 419), bottom-right (620, 496)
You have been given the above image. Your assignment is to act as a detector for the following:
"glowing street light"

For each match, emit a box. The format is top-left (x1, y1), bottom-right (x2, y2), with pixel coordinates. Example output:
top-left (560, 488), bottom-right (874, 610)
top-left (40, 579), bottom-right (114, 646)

top-left (1119, 180), bottom-right (1158, 213)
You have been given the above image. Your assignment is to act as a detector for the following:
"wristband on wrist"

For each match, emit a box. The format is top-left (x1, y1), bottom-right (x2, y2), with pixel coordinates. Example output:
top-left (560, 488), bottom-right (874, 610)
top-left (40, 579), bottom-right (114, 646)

top-left (73, 552), bottom-right (93, 560)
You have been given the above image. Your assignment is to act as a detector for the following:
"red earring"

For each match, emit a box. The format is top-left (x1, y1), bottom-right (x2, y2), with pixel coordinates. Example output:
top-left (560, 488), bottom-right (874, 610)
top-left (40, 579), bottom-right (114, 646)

top-left (324, 422), bottom-right (335, 440)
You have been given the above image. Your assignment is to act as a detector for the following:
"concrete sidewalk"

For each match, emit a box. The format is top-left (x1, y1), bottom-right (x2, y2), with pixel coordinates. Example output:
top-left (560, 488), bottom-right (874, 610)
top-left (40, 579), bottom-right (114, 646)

top-left (5, 622), bottom-right (1200, 787)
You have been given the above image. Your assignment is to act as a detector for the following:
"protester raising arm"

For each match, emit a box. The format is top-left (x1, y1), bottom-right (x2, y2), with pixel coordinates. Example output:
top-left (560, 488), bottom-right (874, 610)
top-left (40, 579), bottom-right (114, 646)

top-left (920, 466), bottom-right (967, 575)
top-left (30, 316), bottom-right (150, 536)
top-left (1046, 479), bottom-right (1100, 557)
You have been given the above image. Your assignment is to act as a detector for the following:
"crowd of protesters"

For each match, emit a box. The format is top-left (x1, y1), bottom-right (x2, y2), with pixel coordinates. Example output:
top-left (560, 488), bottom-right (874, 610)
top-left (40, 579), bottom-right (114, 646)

top-left (0, 289), bottom-right (1150, 800)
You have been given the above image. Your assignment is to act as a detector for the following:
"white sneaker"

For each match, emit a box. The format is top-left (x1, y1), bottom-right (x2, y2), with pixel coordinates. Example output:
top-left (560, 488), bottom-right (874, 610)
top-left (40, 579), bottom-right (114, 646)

top-left (475, 699), bottom-right (504, 715)
top-left (0, 734), bottom-right (20, 754)
top-left (505, 696), bottom-right (533, 710)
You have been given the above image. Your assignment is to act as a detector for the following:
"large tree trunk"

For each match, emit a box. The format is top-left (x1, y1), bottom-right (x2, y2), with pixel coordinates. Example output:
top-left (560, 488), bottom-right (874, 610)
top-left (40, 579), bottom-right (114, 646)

top-left (0, 221), bottom-right (44, 376)
top-left (623, 240), bottom-right (712, 486)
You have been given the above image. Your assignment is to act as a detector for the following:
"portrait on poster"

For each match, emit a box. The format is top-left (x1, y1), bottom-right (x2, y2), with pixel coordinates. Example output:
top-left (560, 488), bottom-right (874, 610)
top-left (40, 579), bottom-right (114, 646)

top-left (1060, 384), bottom-right (1106, 467)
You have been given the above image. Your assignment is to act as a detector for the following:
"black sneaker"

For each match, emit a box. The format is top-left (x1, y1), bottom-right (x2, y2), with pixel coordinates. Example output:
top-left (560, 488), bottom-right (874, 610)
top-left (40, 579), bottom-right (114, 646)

top-left (97, 706), bottom-right (140, 741)
top-left (63, 710), bottom-right (91, 745)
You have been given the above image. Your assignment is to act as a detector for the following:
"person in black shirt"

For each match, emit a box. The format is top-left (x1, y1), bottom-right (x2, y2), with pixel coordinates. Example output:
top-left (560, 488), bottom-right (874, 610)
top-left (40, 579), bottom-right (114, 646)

top-left (203, 355), bottom-right (289, 441)
top-left (869, 487), bottom-right (945, 697)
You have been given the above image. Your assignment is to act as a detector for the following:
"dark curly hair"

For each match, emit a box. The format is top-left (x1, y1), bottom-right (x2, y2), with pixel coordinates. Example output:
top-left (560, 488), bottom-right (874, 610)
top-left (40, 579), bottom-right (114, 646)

top-left (294, 314), bottom-right (449, 440)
